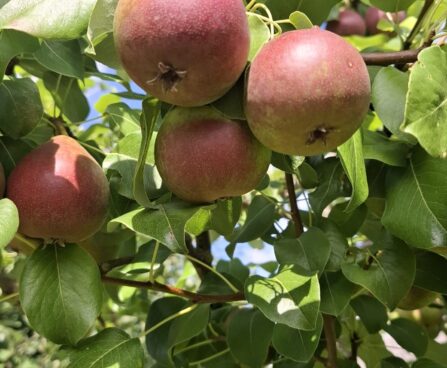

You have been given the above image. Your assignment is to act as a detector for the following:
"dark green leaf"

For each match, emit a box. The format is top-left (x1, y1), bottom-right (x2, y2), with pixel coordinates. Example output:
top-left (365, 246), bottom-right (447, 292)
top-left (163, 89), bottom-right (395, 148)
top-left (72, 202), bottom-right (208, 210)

top-left (384, 318), bottom-right (428, 357)
top-left (0, 29), bottom-right (39, 81)
top-left (414, 251), bottom-right (447, 294)
top-left (145, 298), bottom-right (209, 367)
top-left (210, 198), bottom-right (242, 236)
top-left (34, 40), bottom-right (84, 79)
top-left (133, 99), bottom-right (159, 208)
top-left (227, 309), bottom-right (274, 368)
top-left (19, 244), bottom-right (103, 345)
top-left (320, 271), bottom-right (359, 316)
top-left (66, 328), bottom-right (144, 368)
top-left (309, 158), bottom-right (350, 215)
top-left (272, 314), bottom-right (323, 363)
top-left (351, 295), bottom-right (388, 333)
top-left (43, 72), bottom-right (89, 122)
top-left (228, 195), bottom-right (276, 244)
top-left (245, 266), bottom-right (320, 330)
top-left (338, 130), bottom-right (369, 212)
top-left (342, 237), bottom-right (415, 309)
top-left (274, 227), bottom-right (331, 274)
top-left (383, 148), bottom-right (447, 249)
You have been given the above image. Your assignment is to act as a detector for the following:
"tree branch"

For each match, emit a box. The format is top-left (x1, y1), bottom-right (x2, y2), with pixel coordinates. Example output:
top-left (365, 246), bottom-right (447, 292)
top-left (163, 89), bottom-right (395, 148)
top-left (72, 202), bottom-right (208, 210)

top-left (323, 315), bottom-right (338, 368)
top-left (185, 233), bottom-right (212, 280)
top-left (403, 0), bottom-right (435, 50)
top-left (361, 48), bottom-right (422, 66)
top-left (285, 173), bottom-right (303, 237)
top-left (286, 173), bottom-right (338, 367)
top-left (101, 275), bottom-right (245, 303)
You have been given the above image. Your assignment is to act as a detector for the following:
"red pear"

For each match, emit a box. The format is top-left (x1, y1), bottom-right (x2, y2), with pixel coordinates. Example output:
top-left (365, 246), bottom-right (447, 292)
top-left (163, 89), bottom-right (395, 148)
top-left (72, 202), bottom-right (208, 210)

top-left (326, 9), bottom-right (367, 36)
top-left (245, 28), bottom-right (371, 156)
top-left (7, 136), bottom-right (110, 243)
top-left (114, 0), bottom-right (250, 107)
top-left (155, 107), bottom-right (271, 203)
top-left (0, 162), bottom-right (5, 198)
top-left (365, 7), bottom-right (406, 35)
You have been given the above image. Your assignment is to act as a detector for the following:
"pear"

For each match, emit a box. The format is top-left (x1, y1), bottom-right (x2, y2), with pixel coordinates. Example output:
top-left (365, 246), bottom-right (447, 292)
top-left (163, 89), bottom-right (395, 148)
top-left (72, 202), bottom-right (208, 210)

top-left (7, 136), bottom-right (110, 243)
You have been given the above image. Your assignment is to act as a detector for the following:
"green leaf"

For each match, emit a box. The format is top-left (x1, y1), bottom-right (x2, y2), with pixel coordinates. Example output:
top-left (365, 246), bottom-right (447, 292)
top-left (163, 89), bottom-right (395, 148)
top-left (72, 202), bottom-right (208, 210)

top-left (34, 40), bottom-right (84, 79)
top-left (271, 153), bottom-right (304, 175)
top-left (337, 130), bottom-right (369, 212)
top-left (371, 67), bottom-right (415, 143)
top-left (381, 357), bottom-right (409, 368)
top-left (247, 13), bottom-right (270, 61)
top-left (412, 358), bottom-right (446, 368)
top-left (328, 203), bottom-right (368, 238)
top-left (145, 298), bottom-right (209, 367)
top-left (274, 227), bottom-right (331, 274)
top-left (133, 99), bottom-right (159, 208)
top-left (43, 72), bottom-right (89, 122)
top-left (350, 295), bottom-right (388, 334)
top-left (318, 220), bottom-right (348, 273)
top-left (309, 158), bottom-right (350, 215)
top-left (402, 46), bottom-right (447, 158)
top-left (370, 0), bottom-right (417, 11)
top-left (0, 0), bottom-right (97, 39)
top-left (210, 198), bottom-right (242, 236)
top-left (384, 318), bottom-right (428, 357)
top-left (382, 148), bottom-right (447, 249)
top-left (216, 258), bottom-right (249, 286)
top-left (414, 251), bottom-right (447, 294)
top-left (227, 309), bottom-right (274, 368)
top-left (0, 198), bottom-right (19, 248)
top-left (245, 266), bottom-right (320, 330)
top-left (0, 29), bottom-right (39, 82)
top-left (104, 102), bottom-right (141, 136)
top-left (342, 236), bottom-right (415, 309)
top-left (260, 0), bottom-right (339, 24)
top-left (110, 202), bottom-right (212, 253)
top-left (0, 78), bottom-right (43, 138)
top-left (272, 314), bottom-right (323, 363)
top-left (87, 0), bottom-right (117, 47)
top-left (19, 244), bottom-right (103, 345)
top-left (289, 11), bottom-right (313, 29)
top-left (363, 130), bottom-right (410, 167)
top-left (228, 195), bottom-right (276, 244)
top-left (212, 76), bottom-right (245, 120)
top-left (320, 271), bottom-right (358, 316)
top-left (66, 328), bottom-right (144, 368)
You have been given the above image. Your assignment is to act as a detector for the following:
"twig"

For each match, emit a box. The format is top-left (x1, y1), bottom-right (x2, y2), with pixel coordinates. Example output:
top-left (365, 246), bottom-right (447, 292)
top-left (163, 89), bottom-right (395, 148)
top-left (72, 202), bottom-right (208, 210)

top-left (285, 173), bottom-right (303, 237)
top-left (186, 232), bottom-right (213, 280)
top-left (323, 315), bottom-right (338, 368)
top-left (350, 332), bottom-right (360, 361)
top-left (101, 275), bottom-right (245, 303)
top-left (361, 48), bottom-right (422, 66)
top-left (403, 0), bottom-right (435, 50)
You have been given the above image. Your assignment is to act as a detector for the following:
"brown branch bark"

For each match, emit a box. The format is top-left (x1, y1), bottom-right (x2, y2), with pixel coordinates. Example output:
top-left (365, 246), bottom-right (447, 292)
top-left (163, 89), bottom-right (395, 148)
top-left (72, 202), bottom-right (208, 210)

top-left (100, 256), bottom-right (135, 274)
top-left (101, 275), bottom-right (244, 303)
top-left (285, 173), bottom-right (303, 238)
top-left (361, 48), bottom-right (422, 66)
top-left (285, 173), bottom-right (338, 368)
top-left (323, 315), bottom-right (338, 368)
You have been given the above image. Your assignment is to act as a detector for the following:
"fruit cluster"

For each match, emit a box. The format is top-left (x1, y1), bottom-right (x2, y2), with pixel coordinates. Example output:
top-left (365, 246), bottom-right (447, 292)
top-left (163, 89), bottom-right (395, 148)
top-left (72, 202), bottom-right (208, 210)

top-left (327, 7), bottom-right (406, 37)
top-left (114, 0), bottom-right (371, 202)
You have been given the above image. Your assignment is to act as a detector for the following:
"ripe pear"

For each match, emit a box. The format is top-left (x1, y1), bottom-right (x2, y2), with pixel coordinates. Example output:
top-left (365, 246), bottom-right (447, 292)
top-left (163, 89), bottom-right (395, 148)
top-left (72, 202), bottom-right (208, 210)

top-left (7, 136), bottom-right (110, 243)
top-left (326, 9), bottom-right (367, 36)
top-left (0, 162), bottom-right (5, 198)
top-left (397, 286), bottom-right (440, 310)
top-left (114, 0), bottom-right (250, 107)
top-left (155, 107), bottom-right (271, 203)
top-left (245, 27), bottom-right (371, 156)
